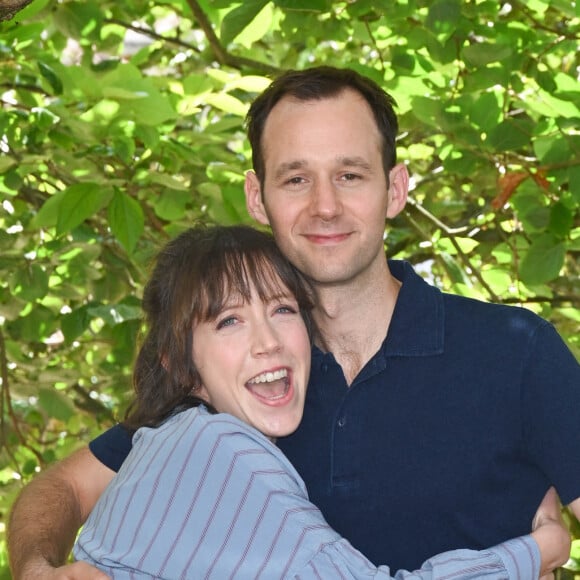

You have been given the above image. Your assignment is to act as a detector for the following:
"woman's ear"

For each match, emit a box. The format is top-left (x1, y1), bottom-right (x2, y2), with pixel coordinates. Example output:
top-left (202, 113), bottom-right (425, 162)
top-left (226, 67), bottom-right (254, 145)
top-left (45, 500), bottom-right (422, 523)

top-left (386, 163), bottom-right (409, 219)
top-left (244, 171), bottom-right (270, 225)
top-left (194, 382), bottom-right (211, 404)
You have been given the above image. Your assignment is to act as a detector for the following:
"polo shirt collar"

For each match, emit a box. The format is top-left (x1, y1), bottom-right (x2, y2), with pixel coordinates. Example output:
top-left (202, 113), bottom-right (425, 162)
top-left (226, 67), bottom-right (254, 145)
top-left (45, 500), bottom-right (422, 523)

top-left (311, 259), bottom-right (444, 362)
top-left (382, 259), bottom-right (444, 357)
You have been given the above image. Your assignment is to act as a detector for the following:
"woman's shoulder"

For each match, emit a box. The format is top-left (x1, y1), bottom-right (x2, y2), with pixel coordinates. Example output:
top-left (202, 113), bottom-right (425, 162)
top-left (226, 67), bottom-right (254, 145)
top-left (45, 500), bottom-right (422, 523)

top-left (133, 405), bottom-right (273, 457)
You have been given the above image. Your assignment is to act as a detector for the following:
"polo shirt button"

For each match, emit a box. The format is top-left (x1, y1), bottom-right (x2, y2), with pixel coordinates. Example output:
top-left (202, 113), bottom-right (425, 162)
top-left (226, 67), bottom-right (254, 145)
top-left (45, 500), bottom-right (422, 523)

top-left (337, 417), bottom-right (346, 428)
top-left (321, 363), bottom-right (328, 372)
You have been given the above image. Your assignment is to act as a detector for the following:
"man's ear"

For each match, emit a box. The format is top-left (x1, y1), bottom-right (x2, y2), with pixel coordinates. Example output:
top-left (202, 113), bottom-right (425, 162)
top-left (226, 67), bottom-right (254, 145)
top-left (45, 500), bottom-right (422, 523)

top-left (244, 171), bottom-right (270, 226)
top-left (386, 163), bottom-right (409, 219)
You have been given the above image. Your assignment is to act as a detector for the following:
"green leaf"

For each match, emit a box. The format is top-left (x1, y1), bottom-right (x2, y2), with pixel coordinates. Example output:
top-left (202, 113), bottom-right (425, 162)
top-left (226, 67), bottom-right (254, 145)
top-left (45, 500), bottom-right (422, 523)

top-left (38, 62), bottom-right (63, 95)
top-left (274, 0), bottom-right (328, 11)
top-left (7, 305), bottom-right (56, 342)
top-left (9, 264), bottom-right (49, 301)
top-left (149, 173), bottom-right (190, 191)
top-left (481, 268), bottom-right (512, 295)
top-left (436, 237), bottom-right (479, 255)
top-left (558, 308), bottom-right (580, 323)
top-left (204, 92), bottom-right (248, 117)
top-left (220, 0), bottom-right (269, 45)
top-left (108, 190), bottom-right (144, 254)
top-left (569, 166), bottom-right (580, 204)
top-left (56, 183), bottom-right (111, 235)
top-left (154, 190), bottom-right (191, 221)
top-left (33, 107), bottom-right (60, 130)
top-left (392, 47), bottom-right (415, 73)
top-left (486, 119), bottom-right (533, 152)
top-left (0, 157), bottom-right (16, 174)
top-left (469, 91), bottom-right (501, 130)
top-left (426, 0), bottom-right (461, 40)
top-left (462, 43), bottom-right (512, 67)
top-left (520, 234), bottom-right (565, 286)
top-left (61, 306), bottom-right (91, 343)
top-left (38, 388), bottom-right (76, 423)
top-left (409, 96), bottom-right (443, 127)
top-left (440, 252), bottom-right (471, 285)
top-left (548, 202), bottom-right (573, 238)
top-left (533, 135), bottom-right (572, 165)
top-left (31, 191), bottom-right (65, 228)
top-left (535, 70), bottom-right (557, 93)
top-left (182, 74), bottom-right (214, 96)
top-left (100, 65), bottom-right (177, 126)
top-left (9, 0), bottom-right (50, 20)
top-left (227, 75), bottom-right (272, 93)
top-left (52, 1), bottom-right (102, 40)
top-left (88, 302), bottom-right (142, 326)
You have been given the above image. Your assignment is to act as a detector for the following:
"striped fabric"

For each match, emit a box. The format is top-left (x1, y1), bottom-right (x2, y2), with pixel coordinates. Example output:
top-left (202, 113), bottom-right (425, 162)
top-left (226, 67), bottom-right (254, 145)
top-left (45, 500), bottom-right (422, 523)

top-left (74, 406), bottom-right (539, 579)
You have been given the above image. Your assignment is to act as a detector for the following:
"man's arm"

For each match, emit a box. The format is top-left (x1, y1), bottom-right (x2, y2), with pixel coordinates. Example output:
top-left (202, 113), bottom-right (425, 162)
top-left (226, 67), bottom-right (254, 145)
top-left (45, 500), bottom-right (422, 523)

top-left (8, 446), bottom-right (114, 580)
top-left (568, 497), bottom-right (580, 522)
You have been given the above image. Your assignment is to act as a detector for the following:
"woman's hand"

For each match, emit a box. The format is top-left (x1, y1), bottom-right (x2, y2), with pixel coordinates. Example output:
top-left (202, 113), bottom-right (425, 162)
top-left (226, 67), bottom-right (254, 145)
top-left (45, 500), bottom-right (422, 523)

top-left (531, 487), bottom-right (571, 580)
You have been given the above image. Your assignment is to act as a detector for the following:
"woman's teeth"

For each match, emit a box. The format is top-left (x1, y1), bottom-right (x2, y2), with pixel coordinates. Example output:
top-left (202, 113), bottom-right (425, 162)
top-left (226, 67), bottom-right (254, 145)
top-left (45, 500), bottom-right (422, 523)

top-left (248, 368), bottom-right (288, 384)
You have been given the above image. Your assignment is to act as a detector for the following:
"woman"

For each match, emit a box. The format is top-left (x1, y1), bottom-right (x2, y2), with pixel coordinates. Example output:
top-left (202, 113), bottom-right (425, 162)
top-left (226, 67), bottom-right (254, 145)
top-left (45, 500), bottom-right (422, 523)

top-left (74, 224), bottom-right (555, 578)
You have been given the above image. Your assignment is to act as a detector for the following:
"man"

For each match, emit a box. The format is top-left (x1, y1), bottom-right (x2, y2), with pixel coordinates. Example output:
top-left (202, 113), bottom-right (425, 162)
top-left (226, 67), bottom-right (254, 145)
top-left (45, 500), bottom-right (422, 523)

top-left (9, 66), bottom-right (580, 578)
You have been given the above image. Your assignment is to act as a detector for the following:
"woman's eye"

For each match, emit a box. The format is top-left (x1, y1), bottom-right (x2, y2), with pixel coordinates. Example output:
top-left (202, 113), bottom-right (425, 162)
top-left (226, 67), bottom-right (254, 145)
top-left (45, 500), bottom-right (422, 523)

top-left (275, 304), bottom-right (297, 315)
top-left (216, 316), bottom-right (237, 330)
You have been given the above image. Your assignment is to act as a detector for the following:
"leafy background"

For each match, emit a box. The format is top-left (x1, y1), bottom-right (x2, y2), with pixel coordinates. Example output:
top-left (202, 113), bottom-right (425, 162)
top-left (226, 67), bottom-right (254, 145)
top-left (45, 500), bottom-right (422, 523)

top-left (0, 0), bottom-right (578, 576)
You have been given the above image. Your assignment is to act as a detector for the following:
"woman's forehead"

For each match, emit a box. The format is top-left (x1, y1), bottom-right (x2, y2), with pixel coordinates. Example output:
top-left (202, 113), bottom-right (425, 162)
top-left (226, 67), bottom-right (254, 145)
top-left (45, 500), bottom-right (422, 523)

top-left (221, 272), bottom-right (292, 300)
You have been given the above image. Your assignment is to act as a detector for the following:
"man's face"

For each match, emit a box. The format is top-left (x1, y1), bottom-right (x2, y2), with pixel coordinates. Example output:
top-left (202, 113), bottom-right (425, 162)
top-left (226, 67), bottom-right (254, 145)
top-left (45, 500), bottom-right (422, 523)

top-left (193, 282), bottom-right (310, 440)
top-left (245, 89), bottom-right (408, 287)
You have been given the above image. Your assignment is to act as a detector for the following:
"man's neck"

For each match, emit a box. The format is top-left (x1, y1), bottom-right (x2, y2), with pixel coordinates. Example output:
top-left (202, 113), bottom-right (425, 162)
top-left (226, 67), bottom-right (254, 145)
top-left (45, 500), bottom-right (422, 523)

top-left (312, 261), bottom-right (401, 386)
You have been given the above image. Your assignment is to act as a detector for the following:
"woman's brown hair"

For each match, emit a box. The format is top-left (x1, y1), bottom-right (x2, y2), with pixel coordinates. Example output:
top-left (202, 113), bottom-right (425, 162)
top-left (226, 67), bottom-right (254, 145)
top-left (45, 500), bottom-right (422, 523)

top-left (123, 224), bottom-right (314, 431)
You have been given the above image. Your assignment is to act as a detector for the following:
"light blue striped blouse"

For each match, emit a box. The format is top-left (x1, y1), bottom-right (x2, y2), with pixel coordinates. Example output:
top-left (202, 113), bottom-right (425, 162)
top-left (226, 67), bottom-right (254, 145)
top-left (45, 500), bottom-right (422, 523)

top-left (74, 406), bottom-right (540, 579)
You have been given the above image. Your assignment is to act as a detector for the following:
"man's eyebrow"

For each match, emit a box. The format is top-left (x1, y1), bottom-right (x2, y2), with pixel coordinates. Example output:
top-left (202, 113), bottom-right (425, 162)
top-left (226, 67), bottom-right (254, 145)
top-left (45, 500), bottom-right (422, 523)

top-left (338, 156), bottom-right (373, 171)
top-left (274, 160), bottom-right (308, 180)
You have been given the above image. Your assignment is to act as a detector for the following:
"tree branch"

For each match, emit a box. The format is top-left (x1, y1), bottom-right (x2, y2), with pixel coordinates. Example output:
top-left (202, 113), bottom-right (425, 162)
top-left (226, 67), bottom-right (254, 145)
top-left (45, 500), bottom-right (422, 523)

top-left (0, 327), bottom-right (45, 468)
top-left (185, 0), bottom-right (281, 75)
top-left (0, 0), bottom-right (33, 22)
top-left (104, 17), bottom-right (202, 53)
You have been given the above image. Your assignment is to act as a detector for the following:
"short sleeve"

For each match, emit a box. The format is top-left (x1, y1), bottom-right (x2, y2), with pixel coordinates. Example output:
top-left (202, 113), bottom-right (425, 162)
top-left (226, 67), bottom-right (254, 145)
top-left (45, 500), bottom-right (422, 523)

top-left (522, 320), bottom-right (580, 504)
top-left (89, 423), bottom-right (133, 472)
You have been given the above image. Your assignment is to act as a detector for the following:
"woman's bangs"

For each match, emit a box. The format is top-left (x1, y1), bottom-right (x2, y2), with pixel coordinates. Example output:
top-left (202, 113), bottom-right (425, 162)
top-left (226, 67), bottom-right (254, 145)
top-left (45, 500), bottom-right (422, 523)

top-left (197, 250), bottom-right (290, 322)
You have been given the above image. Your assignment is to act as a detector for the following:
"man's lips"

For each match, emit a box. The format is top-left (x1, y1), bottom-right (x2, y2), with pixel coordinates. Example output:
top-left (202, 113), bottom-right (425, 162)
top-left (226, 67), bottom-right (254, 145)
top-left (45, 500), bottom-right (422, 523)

top-left (303, 232), bottom-right (351, 245)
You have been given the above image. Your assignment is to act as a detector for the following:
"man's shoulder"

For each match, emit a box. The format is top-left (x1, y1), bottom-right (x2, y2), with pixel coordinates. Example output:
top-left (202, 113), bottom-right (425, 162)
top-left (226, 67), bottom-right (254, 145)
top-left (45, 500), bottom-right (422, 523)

top-left (389, 259), bottom-right (551, 349)
top-left (442, 289), bottom-right (549, 333)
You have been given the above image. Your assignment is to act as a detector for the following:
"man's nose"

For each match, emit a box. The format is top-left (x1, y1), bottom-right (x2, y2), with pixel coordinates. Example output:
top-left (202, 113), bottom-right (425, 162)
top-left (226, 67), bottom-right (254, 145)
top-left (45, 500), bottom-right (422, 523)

top-left (309, 178), bottom-right (342, 220)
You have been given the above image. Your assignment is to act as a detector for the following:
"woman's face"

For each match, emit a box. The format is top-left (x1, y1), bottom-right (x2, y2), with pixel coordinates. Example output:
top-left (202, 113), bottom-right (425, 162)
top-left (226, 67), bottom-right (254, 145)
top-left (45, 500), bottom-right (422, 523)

top-left (192, 279), bottom-right (311, 440)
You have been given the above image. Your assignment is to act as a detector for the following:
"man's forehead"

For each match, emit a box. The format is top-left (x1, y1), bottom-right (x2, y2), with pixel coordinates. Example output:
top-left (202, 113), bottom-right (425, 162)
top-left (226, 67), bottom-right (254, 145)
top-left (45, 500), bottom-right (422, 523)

top-left (263, 89), bottom-right (378, 142)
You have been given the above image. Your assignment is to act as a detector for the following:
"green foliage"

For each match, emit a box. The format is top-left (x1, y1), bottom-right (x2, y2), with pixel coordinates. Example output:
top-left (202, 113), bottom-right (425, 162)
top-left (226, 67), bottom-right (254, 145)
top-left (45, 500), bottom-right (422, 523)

top-left (0, 0), bottom-right (578, 573)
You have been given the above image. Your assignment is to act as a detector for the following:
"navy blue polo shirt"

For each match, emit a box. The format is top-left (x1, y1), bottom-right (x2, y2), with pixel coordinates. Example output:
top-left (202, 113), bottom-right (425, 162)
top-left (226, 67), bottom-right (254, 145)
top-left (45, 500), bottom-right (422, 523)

top-left (91, 259), bottom-right (580, 571)
top-left (277, 260), bottom-right (580, 571)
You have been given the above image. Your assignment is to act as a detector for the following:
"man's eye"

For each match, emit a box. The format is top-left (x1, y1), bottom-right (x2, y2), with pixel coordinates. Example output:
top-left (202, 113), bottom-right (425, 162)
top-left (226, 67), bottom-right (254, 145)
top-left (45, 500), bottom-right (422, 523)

top-left (342, 173), bottom-right (360, 181)
top-left (285, 176), bottom-right (305, 185)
